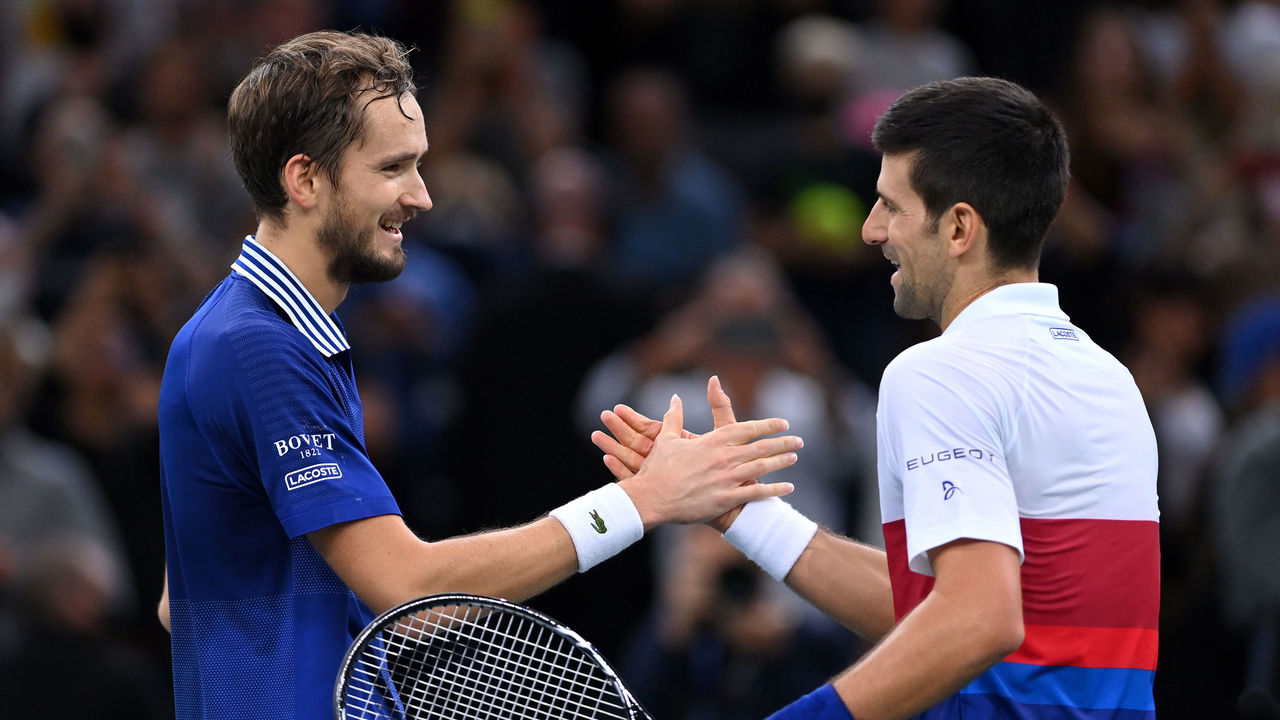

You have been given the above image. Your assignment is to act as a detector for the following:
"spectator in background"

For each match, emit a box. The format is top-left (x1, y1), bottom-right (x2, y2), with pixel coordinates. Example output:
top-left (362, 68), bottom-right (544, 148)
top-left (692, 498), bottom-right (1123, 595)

top-left (751, 13), bottom-right (913, 388)
top-left (0, 322), bottom-right (134, 645)
top-left (621, 524), bottom-right (860, 720)
top-left (0, 0), bottom-right (167, 182)
top-left (1051, 3), bottom-right (1257, 290)
top-left (25, 243), bottom-right (175, 658)
top-left (1124, 274), bottom-right (1224, 536)
top-left (416, 0), bottom-right (589, 283)
top-left (0, 536), bottom-right (166, 720)
top-left (122, 35), bottom-right (255, 271)
top-left (840, 0), bottom-right (976, 175)
top-left (604, 68), bottom-right (745, 296)
top-left (1211, 294), bottom-right (1280, 707)
top-left (848, 0), bottom-right (976, 97)
top-left (1124, 274), bottom-right (1238, 719)
top-left (341, 234), bottom-right (476, 537)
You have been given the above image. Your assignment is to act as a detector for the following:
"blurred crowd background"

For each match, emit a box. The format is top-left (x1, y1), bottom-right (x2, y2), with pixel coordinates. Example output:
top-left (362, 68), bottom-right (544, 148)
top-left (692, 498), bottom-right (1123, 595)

top-left (1, 0), bottom-right (1279, 717)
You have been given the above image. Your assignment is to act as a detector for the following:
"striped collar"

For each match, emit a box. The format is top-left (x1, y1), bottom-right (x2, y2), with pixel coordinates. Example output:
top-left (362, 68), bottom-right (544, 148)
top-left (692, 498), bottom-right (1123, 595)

top-left (230, 237), bottom-right (351, 357)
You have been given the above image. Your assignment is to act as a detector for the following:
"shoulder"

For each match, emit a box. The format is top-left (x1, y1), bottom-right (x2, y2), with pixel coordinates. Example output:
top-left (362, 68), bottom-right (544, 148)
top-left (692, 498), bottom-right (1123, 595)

top-left (182, 277), bottom-right (323, 386)
top-left (881, 335), bottom-right (976, 391)
top-left (880, 330), bottom-right (1028, 425)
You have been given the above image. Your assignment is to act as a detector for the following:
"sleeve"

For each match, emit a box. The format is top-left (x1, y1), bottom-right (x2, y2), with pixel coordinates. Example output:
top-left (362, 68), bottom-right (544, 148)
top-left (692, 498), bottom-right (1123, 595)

top-left (878, 348), bottom-right (1023, 576)
top-left (196, 318), bottom-right (400, 538)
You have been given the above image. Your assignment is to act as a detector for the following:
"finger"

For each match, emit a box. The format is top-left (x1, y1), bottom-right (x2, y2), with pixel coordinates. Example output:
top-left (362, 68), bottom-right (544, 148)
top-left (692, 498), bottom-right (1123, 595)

top-left (732, 434), bottom-right (804, 462)
top-left (602, 453), bottom-right (635, 480)
top-left (732, 452), bottom-right (801, 482)
top-left (615, 404), bottom-right (663, 440)
top-left (658, 393), bottom-right (684, 440)
top-left (709, 417), bottom-right (791, 444)
top-left (707, 375), bottom-right (737, 429)
top-left (615, 403), bottom-right (699, 440)
top-left (591, 430), bottom-right (647, 473)
top-left (601, 410), bottom-right (654, 456)
top-left (724, 479), bottom-right (796, 505)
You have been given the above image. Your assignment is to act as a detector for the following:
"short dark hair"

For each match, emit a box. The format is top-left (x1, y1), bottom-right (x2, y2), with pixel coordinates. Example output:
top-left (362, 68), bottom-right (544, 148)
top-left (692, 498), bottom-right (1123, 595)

top-left (227, 30), bottom-right (416, 223)
top-left (872, 77), bottom-right (1070, 270)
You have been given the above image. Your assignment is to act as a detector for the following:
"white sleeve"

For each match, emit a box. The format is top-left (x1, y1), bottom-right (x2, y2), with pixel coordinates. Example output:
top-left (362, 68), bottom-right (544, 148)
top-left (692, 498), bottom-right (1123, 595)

top-left (879, 351), bottom-right (1024, 576)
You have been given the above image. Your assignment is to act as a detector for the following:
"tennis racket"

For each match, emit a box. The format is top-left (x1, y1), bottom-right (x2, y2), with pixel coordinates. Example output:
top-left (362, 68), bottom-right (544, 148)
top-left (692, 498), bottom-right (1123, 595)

top-left (335, 593), bottom-right (654, 720)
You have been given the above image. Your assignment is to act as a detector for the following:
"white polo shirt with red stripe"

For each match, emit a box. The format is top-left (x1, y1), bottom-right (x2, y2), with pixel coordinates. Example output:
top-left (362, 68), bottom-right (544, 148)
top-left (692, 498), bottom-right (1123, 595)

top-left (876, 282), bottom-right (1159, 719)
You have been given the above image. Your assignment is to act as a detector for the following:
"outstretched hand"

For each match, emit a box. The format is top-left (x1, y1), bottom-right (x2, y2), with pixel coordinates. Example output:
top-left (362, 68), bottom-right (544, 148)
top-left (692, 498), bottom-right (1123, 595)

top-left (601, 377), bottom-right (791, 530)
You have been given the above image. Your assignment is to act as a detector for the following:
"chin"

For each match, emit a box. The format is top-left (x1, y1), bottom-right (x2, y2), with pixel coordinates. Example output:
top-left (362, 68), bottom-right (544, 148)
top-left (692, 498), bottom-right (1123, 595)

top-left (330, 247), bottom-right (407, 285)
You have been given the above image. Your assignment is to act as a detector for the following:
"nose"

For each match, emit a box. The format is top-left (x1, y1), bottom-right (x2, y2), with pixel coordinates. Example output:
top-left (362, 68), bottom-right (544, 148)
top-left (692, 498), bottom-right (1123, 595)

top-left (404, 170), bottom-right (432, 213)
top-left (862, 199), bottom-right (887, 246)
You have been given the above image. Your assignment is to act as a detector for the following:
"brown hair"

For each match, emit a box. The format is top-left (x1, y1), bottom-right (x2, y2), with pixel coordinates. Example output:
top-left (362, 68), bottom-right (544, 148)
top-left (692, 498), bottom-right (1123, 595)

top-left (227, 30), bottom-right (416, 223)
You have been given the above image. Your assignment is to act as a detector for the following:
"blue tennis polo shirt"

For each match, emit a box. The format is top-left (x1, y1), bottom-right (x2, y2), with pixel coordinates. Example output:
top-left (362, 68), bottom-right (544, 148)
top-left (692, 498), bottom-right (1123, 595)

top-left (159, 237), bottom-right (401, 720)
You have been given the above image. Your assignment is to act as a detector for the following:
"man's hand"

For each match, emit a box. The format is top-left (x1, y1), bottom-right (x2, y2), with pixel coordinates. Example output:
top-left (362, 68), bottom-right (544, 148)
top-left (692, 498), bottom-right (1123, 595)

top-left (598, 377), bottom-right (778, 530)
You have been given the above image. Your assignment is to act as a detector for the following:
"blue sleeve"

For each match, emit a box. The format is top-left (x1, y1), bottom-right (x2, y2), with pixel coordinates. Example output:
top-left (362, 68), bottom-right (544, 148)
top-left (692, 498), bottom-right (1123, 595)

top-left (765, 685), bottom-right (854, 720)
top-left (193, 315), bottom-right (399, 537)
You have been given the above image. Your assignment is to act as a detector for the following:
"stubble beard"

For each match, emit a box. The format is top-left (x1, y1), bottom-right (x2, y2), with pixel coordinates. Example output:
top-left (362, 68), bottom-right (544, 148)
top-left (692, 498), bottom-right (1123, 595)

top-left (318, 195), bottom-right (407, 285)
top-left (892, 284), bottom-right (933, 321)
top-left (892, 266), bottom-right (946, 323)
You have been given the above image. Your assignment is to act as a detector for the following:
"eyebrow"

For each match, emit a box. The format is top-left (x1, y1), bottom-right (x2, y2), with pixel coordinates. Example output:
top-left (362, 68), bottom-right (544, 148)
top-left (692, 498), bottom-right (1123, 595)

top-left (373, 150), bottom-right (425, 168)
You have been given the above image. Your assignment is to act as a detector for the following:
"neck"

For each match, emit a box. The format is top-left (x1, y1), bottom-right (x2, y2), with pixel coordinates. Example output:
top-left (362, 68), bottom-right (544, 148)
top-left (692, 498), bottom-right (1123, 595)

top-left (938, 268), bottom-right (1039, 331)
top-left (253, 220), bottom-right (347, 314)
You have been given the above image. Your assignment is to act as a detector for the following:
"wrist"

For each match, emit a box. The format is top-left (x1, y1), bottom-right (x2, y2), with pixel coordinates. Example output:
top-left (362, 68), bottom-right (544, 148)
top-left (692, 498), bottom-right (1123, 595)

top-left (706, 505), bottom-right (744, 534)
top-left (722, 497), bottom-right (818, 583)
top-left (616, 477), bottom-right (660, 530)
top-left (550, 483), bottom-right (644, 572)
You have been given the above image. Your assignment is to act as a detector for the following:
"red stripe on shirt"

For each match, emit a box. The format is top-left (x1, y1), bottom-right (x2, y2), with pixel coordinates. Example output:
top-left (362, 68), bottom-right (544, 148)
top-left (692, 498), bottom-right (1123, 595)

top-left (1008, 624), bottom-right (1159, 671)
top-left (883, 516), bottom-right (1160, 633)
top-left (1019, 517), bottom-right (1160, 629)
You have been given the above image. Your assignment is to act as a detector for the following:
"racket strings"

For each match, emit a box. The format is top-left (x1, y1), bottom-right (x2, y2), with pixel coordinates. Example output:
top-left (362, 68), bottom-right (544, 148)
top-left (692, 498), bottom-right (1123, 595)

top-left (381, 615), bottom-right (623, 720)
top-left (341, 602), bottom-right (632, 719)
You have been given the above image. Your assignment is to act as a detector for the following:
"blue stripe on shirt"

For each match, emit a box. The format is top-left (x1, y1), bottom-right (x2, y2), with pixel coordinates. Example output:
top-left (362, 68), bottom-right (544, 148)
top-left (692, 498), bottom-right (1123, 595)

top-left (958, 661), bottom-right (1156, 711)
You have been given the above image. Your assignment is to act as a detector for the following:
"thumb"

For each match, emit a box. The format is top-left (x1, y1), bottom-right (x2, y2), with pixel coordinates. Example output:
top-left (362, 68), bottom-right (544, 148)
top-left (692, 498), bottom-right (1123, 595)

top-left (659, 393), bottom-right (684, 440)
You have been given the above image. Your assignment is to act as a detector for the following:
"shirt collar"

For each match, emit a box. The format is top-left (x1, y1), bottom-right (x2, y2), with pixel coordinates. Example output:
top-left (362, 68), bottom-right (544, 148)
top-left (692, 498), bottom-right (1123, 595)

top-left (230, 237), bottom-right (351, 357)
top-left (944, 282), bottom-right (1069, 335)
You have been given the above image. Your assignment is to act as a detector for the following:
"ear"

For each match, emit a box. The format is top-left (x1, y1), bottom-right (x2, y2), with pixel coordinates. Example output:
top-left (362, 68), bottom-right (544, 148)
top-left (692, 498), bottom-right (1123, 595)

top-left (281, 153), bottom-right (323, 211)
top-left (944, 202), bottom-right (984, 259)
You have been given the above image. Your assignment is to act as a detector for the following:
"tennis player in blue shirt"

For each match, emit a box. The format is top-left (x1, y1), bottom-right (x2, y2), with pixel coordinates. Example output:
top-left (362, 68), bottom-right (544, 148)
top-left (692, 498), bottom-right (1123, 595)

top-left (155, 30), bottom-right (804, 720)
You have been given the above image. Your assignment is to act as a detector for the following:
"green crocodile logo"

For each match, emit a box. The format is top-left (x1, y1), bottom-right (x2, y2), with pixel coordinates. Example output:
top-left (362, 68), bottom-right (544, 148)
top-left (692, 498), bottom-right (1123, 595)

top-left (589, 509), bottom-right (607, 534)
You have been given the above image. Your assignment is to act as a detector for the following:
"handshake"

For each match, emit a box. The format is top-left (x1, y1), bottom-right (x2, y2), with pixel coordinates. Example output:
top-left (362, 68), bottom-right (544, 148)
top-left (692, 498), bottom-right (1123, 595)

top-left (589, 375), bottom-right (804, 533)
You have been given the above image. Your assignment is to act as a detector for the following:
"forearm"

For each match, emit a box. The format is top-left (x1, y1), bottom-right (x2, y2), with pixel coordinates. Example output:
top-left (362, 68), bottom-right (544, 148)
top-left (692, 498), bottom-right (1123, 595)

top-left (716, 500), bottom-right (895, 641)
top-left (829, 541), bottom-right (1025, 720)
top-left (311, 514), bottom-right (580, 615)
top-left (785, 530), bottom-right (895, 641)
top-left (403, 517), bottom-right (580, 605)
top-left (831, 589), bottom-right (1019, 720)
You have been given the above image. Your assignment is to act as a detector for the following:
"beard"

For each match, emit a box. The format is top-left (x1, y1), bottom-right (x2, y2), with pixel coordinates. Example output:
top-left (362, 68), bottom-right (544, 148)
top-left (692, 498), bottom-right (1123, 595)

top-left (892, 277), bottom-right (933, 321)
top-left (317, 195), bottom-right (407, 285)
top-left (891, 262), bottom-right (949, 323)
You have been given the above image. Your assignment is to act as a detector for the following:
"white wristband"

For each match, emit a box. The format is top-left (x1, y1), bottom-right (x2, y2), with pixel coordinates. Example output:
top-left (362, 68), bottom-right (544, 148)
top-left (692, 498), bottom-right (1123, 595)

top-left (550, 483), bottom-right (644, 573)
top-left (723, 497), bottom-right (818, 582)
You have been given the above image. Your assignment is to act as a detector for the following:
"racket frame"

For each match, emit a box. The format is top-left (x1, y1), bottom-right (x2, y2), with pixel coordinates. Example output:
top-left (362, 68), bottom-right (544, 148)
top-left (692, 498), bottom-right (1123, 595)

top-left (334, 592), bottom-right (652, 720)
